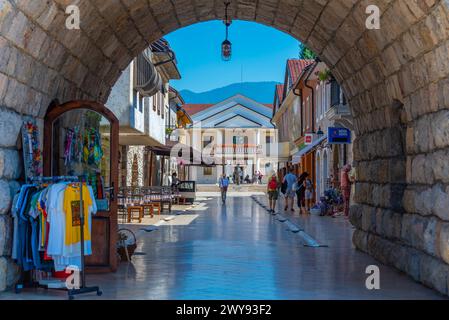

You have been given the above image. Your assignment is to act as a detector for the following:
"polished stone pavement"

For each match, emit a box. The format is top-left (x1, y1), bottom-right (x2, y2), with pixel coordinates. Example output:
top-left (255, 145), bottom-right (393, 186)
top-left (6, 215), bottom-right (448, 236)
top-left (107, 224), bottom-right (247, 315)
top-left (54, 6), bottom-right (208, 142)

top-left (0, 194), bottom-right (445, 300)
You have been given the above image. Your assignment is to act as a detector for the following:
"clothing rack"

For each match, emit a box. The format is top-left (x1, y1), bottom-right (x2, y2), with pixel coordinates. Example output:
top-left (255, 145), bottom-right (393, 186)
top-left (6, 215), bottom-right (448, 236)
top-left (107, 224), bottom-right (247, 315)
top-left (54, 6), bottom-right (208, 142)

top-left (15, 175), bottom-right (102, 300)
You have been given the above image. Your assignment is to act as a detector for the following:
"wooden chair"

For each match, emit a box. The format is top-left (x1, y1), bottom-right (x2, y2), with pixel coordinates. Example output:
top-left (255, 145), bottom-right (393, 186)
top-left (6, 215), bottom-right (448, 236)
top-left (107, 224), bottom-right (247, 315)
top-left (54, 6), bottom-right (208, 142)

top-left (161, 187), bottom-right (172, 213)
top-left (141, 203), bottom-right (154, 218)
top-left (127, 206), bottom-right (143, 223)
top-left (125, 187), bottom-right (144, 223)
top-left (117, 190), bottom-right (127, 223)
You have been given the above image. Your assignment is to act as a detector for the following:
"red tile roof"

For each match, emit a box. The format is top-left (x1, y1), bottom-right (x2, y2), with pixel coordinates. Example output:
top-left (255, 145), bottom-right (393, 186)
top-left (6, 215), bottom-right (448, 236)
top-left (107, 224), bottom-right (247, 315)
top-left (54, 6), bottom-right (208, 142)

top-left (287, 59), bottom-right (315, 85)
top-left (182, 104), bottom-right (214, 116)
top-left (263, 103), bottom-right (273, 109)
top-left (275, 84), bottom-right (284, 103)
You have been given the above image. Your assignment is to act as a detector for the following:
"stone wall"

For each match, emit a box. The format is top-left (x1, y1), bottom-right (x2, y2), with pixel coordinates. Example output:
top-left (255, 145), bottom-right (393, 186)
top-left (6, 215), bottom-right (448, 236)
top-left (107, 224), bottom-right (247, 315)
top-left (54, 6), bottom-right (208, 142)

top-left (0, 0), bottom-right (448, 294)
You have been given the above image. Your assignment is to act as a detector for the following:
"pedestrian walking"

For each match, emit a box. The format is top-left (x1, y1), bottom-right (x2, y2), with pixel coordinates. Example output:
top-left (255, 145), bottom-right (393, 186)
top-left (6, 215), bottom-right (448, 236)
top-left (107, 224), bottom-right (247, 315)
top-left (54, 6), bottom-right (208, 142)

top-left (282, 167), bottom-right (297, 212)
top-left (267, 173), bottom-right (279, 214)
top-left (340, 164), bottom-right (352, 217)
top-left (304, 176), bottom-right (314, 213)
top-left (258, 172), bottom-right (263, 184)
top-left (296, 172), bottom-right (309, 214)
top-left (218, 174), bottom-right (230, 204)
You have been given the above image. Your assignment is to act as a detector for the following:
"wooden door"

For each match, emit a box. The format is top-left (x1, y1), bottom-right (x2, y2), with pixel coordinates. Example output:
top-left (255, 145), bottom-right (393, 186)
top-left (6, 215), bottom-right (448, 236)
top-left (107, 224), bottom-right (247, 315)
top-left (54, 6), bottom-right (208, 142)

top-left (44, 100), bottom-right (119, 272)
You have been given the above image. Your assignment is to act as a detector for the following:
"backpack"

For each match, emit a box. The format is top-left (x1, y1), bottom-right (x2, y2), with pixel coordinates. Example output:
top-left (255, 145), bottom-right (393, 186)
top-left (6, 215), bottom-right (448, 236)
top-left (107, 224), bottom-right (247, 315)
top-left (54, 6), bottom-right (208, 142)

top-left (268, 178), bottom-right (278, 191)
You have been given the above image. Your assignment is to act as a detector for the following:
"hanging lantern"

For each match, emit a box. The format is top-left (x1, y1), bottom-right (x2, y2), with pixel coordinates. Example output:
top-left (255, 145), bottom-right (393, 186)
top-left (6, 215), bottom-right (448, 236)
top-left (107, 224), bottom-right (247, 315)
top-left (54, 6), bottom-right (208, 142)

top-left (221, 39), bottom-right (232, 61)
top-left (221, 2), bottom-right (232, 61)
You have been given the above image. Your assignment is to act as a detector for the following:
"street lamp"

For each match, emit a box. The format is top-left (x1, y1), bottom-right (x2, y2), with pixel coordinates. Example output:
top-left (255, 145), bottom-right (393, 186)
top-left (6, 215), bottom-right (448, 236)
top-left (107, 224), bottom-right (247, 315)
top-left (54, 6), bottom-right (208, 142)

top-left (222, 2), bottom-right (232, 61)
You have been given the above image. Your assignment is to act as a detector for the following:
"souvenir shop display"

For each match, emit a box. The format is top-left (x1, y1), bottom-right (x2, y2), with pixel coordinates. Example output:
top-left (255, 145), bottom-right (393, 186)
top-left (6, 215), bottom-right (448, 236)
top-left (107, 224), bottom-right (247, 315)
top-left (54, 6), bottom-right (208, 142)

top-left (13, 176), bottom-right (102, 299)
top-left (44, 100), bottom-right (119, 273)
top-left (21, 119), bottom-right (43, 182)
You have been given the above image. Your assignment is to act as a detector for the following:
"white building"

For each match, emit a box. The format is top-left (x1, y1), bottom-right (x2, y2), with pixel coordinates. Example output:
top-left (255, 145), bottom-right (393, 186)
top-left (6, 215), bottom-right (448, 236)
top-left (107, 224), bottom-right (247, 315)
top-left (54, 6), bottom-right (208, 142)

top-left (106, 39), bottom-right (181, 187)
top-left (180, 95), bottom-right (279, 184)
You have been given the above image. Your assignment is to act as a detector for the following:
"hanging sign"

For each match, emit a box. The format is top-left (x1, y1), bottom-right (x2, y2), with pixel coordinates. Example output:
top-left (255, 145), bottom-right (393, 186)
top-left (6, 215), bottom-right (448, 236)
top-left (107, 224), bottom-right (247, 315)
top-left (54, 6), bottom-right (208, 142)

top-left (328, 127), bottom-right (351, 144)
top-left (304, 133), bottom-right (313, 145)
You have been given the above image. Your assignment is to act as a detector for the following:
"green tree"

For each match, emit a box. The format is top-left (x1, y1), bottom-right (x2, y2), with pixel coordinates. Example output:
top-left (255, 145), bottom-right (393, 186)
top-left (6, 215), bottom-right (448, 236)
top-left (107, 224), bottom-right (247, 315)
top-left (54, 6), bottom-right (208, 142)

top-left (299, 43), bottom-right (316, 60)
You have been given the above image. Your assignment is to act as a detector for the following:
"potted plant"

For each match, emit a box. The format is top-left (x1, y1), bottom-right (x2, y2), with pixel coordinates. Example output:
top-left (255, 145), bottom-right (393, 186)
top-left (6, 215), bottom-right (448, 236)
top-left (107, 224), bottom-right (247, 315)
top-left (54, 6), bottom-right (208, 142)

top-left (317, 69), bottom-right (332, 83)
top-left (165, 127), bottom-right (174, 137)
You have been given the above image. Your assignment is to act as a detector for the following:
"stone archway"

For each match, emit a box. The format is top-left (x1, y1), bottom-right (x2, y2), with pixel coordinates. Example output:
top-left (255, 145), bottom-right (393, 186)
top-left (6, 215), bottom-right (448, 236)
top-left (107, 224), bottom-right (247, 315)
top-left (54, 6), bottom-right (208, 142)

top-left (0, 0), bottom-right (448, 294)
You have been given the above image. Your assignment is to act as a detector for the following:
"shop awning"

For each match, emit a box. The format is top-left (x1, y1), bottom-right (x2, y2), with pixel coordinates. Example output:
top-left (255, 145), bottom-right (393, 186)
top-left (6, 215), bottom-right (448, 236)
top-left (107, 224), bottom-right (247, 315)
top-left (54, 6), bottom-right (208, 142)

top-left (149, 143), bottom-right (216, 167)
top-left (292, 135), bottom-right (327, 164)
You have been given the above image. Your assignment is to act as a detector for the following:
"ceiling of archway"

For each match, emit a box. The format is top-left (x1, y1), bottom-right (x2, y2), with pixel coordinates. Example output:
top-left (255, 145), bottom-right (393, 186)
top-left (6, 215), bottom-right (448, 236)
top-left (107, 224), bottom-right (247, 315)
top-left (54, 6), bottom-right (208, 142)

top-left (0, 0), bottom-right (448, 119)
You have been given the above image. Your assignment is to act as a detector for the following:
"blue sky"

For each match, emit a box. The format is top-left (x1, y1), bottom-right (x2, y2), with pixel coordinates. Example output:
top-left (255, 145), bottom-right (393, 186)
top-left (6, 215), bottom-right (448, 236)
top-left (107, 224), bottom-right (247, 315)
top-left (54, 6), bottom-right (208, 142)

top-left (165, 20), bottom-right (300, 93)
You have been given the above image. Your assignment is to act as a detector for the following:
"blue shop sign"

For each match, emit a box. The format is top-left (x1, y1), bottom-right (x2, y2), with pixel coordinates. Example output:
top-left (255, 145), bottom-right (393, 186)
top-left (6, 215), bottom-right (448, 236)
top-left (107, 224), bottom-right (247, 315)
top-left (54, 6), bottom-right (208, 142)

top-left (328, 127), bottom-right (351, 144)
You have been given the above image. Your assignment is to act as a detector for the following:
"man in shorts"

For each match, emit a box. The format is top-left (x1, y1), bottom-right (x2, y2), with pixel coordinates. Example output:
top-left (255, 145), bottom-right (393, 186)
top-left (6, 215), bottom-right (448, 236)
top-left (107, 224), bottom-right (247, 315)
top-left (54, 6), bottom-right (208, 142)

top-left (282, 167), bottom-right (297, 212)
top-left (267, 173), bottom-right (279, 214)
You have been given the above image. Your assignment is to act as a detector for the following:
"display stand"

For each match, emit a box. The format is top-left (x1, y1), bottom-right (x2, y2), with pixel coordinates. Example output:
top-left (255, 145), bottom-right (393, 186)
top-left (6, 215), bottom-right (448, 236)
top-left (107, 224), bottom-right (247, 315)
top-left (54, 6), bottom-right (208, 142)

top-left (15, 175), bottom-right (102, 300)
top-left (67, 175), bottom-right (102, 300)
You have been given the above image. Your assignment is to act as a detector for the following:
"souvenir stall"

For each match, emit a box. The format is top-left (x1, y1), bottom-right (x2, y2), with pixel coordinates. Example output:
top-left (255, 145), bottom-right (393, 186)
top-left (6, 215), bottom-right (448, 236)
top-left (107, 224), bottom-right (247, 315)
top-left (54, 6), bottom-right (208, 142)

top-left (43, 100), bottom-right (119, 273)
top-left (12, 100), bottom-right (118, 298)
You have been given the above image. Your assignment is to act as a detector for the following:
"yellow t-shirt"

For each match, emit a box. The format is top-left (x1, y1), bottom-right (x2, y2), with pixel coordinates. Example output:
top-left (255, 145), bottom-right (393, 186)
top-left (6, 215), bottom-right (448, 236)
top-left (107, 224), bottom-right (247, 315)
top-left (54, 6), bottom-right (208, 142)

top-left (63, 184), bottom-right (93, 245)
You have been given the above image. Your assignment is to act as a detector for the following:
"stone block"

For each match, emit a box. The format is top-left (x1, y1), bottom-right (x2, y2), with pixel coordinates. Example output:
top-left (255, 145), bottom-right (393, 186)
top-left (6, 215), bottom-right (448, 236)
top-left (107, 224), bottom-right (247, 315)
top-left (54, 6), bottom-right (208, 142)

top-left (432, 110), bottom-right (449, 149)
top-left (437, 222), bottom-right (449, 264)
top-left (419, 254), bottom-right (448, 295)
top-left (0, 214), bottom-right (12, 256)
top-left (0, 179), bottom-right (11, 215)
top-left (0, 148), bottom-right (21, 180)
top-left (0, 108), bottom-right (22, 148)
top-left (0, 257), bottom-right (5, 291)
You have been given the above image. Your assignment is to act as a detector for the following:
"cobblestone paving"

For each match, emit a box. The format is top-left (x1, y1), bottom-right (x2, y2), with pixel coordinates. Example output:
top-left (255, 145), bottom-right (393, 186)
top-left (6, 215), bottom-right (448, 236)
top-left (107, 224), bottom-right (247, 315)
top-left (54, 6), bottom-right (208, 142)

top-left (0, 195), bottom-right (445, 300)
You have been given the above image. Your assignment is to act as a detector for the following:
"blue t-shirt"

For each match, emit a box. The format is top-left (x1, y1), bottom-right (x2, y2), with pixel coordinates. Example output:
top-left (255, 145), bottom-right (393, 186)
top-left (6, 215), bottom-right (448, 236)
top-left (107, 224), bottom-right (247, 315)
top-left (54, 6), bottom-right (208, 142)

top-left (284, 173), bottom-right (297, 191)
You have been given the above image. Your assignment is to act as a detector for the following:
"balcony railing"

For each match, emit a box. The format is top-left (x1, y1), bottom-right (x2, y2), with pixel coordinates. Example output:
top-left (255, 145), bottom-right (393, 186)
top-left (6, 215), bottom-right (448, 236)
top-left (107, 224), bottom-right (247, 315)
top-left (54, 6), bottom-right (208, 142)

top-left (212, 145), bottom-right (263, 155)
top-left (135, 53), bottom-right (162, 97)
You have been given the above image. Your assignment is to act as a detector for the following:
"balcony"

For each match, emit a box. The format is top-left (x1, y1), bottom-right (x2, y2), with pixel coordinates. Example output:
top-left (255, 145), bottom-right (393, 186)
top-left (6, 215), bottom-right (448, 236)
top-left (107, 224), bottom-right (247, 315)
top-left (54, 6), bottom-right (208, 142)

top-left (135, 50), bottom-right (162, 97)
top-left (326, 80), bottom-right (353, 129)
top-left (213, 144), bottom-right (263, 156)
top-left (326, 103), bottom-right (351, 120)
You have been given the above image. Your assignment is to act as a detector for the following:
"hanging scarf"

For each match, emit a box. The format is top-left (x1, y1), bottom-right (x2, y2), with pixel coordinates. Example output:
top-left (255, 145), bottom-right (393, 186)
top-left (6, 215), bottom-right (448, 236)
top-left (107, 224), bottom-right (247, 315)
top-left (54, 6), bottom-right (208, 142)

top-left (64, 129), bottom-right (74, 166)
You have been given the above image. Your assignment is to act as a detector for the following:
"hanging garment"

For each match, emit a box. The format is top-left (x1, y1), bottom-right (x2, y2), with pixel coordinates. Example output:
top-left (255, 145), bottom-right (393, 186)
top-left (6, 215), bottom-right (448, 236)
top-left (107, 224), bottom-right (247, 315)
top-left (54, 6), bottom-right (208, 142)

top-left (63, 184), bottom-right (93, 246)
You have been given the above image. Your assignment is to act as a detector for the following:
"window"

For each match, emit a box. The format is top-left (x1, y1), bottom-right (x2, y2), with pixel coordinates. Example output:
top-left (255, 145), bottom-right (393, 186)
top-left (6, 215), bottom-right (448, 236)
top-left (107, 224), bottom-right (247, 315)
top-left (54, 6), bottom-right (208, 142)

top-left (133, 90), bottom-right (138, 109)
top-left (203, 167), bottom-right (212, 176)
top-left (153, 95), bottom-right (157, 111)
top-left (316, 84), bottom-right (321, 121)
top-left (321, 83), bottom-right (327, 118)
top-left (203, 135), bottom-right (213, 149)
top-left (266, 133), bottom-right (273, 157)
top-left (306, 97), bottom-right (310, 130)
top-left (138, 93), bottom-right (143, 112)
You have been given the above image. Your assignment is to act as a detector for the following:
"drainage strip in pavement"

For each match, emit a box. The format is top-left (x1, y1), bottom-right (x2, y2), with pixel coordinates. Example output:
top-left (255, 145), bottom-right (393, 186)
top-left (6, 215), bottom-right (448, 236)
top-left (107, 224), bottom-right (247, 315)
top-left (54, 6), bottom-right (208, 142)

top-left (251, 195), bottom-right (326, 248)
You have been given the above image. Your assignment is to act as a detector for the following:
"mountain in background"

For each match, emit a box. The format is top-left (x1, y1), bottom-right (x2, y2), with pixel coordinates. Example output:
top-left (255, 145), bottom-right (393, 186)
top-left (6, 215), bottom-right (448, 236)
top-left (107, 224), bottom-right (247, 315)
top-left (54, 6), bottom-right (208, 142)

top-left (179, 81), bottom-right (279, 104)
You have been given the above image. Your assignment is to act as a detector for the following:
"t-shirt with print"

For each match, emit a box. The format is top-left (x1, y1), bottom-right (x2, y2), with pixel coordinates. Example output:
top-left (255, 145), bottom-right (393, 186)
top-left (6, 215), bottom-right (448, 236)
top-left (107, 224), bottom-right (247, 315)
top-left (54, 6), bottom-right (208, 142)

top-left (63, 184), bottom-right (93, 246)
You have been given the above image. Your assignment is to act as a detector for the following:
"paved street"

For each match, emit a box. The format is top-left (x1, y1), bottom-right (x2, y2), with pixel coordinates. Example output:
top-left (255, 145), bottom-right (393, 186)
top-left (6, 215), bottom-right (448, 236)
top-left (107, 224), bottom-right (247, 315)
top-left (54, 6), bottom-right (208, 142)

top-left (1, 194), bottom-right (444, 300)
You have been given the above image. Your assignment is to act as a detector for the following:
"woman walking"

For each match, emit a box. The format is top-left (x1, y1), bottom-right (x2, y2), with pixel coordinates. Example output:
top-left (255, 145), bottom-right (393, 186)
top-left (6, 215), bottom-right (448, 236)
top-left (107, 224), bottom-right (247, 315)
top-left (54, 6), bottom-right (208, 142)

top-left (304, 176), bottom-right (314, 213)
top-left (296, 172), bottom-right (309, 214)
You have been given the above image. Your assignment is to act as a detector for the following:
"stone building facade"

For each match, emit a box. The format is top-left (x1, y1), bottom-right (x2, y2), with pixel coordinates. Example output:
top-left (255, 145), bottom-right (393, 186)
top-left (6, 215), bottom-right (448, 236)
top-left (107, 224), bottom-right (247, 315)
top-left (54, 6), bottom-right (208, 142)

top-left (0, 1), bottom-right (448, 295)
